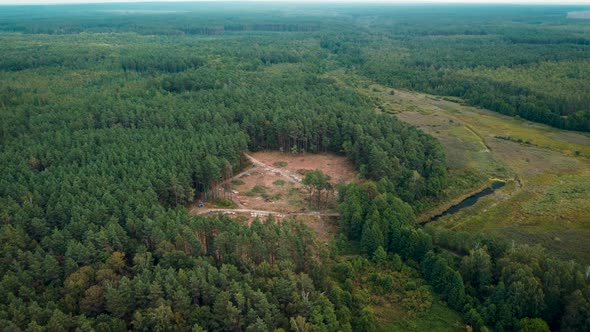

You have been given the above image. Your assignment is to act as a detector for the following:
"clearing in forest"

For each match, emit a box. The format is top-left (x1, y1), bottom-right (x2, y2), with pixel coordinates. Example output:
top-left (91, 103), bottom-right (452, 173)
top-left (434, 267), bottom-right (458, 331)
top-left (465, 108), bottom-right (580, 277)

top-left (230, 151), bottom-right (356, 213)
top-left (193, 151), bottom-right (357, 240)
top-left (232, 151), bottom-right (356, 214)
top-left (368, 85), bottom-right (590, 264)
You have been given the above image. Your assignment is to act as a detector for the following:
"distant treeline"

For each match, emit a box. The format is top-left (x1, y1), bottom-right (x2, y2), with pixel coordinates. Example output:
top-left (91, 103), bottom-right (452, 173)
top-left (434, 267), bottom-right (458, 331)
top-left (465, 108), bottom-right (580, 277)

top-left (321, 7), bottom-right (590, 132)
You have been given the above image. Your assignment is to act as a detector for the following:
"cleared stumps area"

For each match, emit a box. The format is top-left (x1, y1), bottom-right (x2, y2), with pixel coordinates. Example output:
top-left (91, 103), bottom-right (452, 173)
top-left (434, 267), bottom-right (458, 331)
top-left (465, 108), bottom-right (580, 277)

top-left (192, 150), bottom-right (358, 242)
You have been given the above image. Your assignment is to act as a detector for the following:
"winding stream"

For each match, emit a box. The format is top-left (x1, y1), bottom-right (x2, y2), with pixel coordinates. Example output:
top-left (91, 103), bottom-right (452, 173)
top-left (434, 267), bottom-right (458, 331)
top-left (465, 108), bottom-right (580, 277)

top-left (425, 181), bottom-right (506, 224)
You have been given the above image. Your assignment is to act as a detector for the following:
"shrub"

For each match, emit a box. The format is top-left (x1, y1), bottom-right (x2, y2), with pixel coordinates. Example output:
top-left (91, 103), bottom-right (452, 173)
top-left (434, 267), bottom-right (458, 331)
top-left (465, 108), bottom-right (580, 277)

top-left (216, 198), bottom-right (235, 208)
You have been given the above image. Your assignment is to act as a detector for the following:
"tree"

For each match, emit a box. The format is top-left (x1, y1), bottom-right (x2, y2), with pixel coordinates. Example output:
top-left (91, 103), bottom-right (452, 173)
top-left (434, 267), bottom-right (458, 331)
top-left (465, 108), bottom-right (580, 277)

top-left (80, 285), bottom-right (105, 314)
top-left (505, 268), bottom-right (546, 318)
top-left (519, 318), bottom-right (550, 332)
top-left (461, 247), bottom-right (493, 292)
top-left (446, 270), bottom-right (466, 310)
top-left (561, 288), bottom-right (590, 332)
top-left (352, 307), bottom-right (376, 332)
top-left (302, 169), bottom-right (332, 209)
top-left (105, 278), bottom-right (134, 319)
top-left (373, 246), bottom-right (387, 266)
top-left (46, 310), bottom-right (71, 332)
top-left (290, 316), bottom-right (311, 332)
top-left (360, 217), bottom-right (384, 256)
top-left (105, 251), bottom-right (126, 274)
top-left (465, 308), bottom-right (485, 332)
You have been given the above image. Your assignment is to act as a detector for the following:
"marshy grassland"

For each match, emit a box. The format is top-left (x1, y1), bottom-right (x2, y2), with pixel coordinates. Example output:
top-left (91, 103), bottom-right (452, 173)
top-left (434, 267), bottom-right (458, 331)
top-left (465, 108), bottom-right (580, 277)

top-left (371, 86), bottom-right (590, 264)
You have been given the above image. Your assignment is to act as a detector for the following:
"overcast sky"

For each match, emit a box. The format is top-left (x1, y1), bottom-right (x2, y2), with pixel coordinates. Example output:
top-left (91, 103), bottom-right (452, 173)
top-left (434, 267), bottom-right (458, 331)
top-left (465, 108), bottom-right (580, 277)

top-left (0, 0), bottom-right (589, 5)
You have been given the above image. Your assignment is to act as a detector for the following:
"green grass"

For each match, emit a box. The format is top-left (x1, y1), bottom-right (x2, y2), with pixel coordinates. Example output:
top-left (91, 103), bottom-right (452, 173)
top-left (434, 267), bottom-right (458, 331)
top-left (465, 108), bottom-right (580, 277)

top-left (377, 299), bottom-right (464, 332)
top-left (245, 185), bottom-right (267, 197)
top-left (231, 179), bottom-right (245, 186)
top-left (273, 161), bottom-right (288, 168)
top-left (328, 252), bottom-right (465, 332)
top-left (273, 179), bottom-right (285, 186)
top-left (262, 193), bottom-right (282, 201)
top-left (210, 198), bottom-right (237, 209)
top-left (441, 96), bottom-right (465, 104)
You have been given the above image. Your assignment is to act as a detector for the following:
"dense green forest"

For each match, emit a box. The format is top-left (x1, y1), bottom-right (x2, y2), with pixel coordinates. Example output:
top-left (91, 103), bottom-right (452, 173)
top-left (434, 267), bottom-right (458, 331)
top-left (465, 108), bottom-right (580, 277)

top-left (0, 3), bottom-right (589, 331)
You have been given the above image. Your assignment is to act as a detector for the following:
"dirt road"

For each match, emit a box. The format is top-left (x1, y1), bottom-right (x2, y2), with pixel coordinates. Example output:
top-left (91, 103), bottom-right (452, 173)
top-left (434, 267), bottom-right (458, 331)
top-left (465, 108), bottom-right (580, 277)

top-left (243, 153), bottom-right (302, 184)
top-left (192, 207), bottom-right (339, 218)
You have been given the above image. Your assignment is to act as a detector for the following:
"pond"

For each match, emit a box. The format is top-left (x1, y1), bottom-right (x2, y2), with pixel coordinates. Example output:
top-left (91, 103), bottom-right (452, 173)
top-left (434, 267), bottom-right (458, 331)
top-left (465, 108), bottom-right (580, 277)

top-left (426, 181), bottom-right (506, 224)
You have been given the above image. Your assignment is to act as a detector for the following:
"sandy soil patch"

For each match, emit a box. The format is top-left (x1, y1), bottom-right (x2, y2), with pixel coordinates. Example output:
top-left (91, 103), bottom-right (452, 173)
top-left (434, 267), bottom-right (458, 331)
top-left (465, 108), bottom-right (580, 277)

top-left (227, 151), bottom-right (357, 214)
top-left (250, 151), bottom-right (357, 184)
top-left (233, 169), bottom-right (304, 213)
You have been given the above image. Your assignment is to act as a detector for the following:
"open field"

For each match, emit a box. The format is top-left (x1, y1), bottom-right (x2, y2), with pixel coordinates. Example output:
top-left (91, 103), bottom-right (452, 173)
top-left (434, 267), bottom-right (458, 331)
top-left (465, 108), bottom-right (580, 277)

top-left (369, 86), bottom-right (590, 264)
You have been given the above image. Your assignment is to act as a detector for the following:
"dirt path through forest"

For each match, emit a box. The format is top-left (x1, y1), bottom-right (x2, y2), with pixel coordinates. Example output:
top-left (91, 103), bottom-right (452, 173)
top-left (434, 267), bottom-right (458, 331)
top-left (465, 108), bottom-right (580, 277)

top-left (243, 153), bottom-right (302, 184)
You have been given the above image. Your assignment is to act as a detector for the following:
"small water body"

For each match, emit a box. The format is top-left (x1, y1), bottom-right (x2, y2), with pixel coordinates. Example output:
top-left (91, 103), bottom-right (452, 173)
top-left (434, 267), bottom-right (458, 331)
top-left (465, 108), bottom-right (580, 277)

top-left (426, 181), bottom-right (506, 224)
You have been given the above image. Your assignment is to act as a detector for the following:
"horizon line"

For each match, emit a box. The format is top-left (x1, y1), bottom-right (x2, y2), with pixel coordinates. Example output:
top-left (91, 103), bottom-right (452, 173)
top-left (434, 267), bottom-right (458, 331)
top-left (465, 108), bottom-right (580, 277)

top-left (1, 1), bottom-right (589, 6)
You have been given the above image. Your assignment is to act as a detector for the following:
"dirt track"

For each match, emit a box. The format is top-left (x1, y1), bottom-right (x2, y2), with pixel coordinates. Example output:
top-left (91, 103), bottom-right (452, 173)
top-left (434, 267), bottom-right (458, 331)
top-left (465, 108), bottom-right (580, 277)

top-left (243, 153), bottom-right (302, 184)
top-left (192, 207), bottom-right (339, 218)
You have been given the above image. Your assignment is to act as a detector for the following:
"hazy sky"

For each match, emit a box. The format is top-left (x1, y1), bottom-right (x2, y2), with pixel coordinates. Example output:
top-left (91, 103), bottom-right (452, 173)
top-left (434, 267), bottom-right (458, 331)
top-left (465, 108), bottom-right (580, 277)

top-left (0, 0), bottom-right (589, 4)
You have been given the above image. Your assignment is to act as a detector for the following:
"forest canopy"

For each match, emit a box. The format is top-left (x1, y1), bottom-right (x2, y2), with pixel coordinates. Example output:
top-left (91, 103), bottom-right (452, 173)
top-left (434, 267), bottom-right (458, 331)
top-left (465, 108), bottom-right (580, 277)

top-left (0, 3), bottom-right (589, 331)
